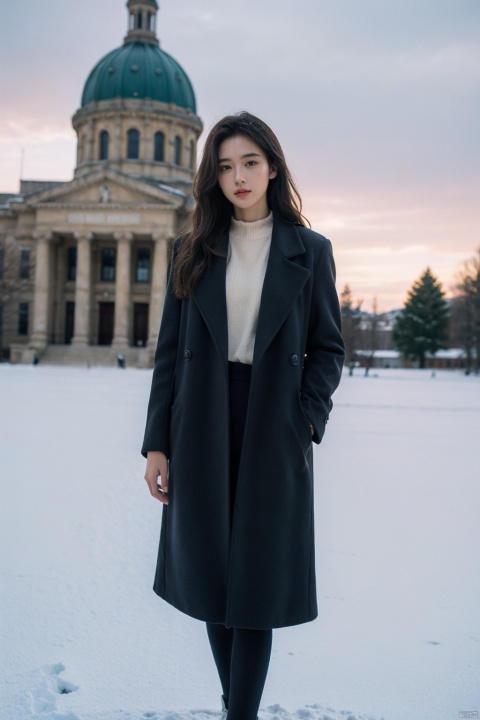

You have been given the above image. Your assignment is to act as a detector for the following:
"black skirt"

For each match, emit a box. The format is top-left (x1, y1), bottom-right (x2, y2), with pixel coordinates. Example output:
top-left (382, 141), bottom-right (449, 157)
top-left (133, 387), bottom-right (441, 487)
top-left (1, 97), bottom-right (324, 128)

top-left (228, 361), bottom-right (252, 521)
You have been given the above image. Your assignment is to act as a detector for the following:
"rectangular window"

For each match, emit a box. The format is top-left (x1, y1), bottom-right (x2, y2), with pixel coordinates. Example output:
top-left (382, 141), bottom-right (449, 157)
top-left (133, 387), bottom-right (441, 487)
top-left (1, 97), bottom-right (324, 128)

top-left (101, 248), bottom-right (116, 282)
top-left (0, 246), bottom-right (4, 280)
top-left (67, 247), bottom-right (77, 281)
top-left (136, 248), bottom-right (150, 282)
top-left (19, 248), bottom-right (31, 280)
top-left (18, 302), bottom-right (29, 335)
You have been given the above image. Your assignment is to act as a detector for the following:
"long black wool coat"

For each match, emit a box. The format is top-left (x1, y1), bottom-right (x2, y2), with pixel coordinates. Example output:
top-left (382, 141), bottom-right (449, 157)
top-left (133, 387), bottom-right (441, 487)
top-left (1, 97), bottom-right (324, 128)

top-left (142, 214), bottom-right (345, 629)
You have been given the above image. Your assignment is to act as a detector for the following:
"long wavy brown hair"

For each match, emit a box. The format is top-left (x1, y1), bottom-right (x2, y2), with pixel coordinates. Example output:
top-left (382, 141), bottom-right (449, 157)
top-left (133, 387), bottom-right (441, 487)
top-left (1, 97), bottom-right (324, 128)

top-left (173, 111), bottom-right (308, 298)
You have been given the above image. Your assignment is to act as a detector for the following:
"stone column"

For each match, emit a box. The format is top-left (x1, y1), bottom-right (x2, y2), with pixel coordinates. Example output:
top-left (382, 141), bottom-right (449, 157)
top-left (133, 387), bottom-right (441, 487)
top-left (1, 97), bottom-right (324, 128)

top-left (167, 119), bottom-right (174, 164)
top-left (29, 231), bottom-right (53, 351)
top-left (188, 133), bottom-right (195, 170)
top-left (114, 115), bottom-right (122, 161)
top-left (72, 231), bottom-right (93, 346)
top-left (143, 115), bottom-right (151, 161)
top-left (86, 118), bottom-right (94, 162)
top-left (112, 231), bottom-right (133, 348)
top-left (148, 231), bottom-right (169, 350)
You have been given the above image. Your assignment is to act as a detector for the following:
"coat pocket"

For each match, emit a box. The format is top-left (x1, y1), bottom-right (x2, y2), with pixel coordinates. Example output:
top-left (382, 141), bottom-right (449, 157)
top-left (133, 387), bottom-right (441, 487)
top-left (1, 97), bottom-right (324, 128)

top-left (296, 394), bottom-right (313, 445)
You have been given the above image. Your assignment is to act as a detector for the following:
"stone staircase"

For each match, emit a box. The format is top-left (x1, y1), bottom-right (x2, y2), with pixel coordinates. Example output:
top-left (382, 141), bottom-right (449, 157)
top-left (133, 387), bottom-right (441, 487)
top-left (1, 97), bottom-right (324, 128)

top-left (39, 344), bottom-right (151, 368)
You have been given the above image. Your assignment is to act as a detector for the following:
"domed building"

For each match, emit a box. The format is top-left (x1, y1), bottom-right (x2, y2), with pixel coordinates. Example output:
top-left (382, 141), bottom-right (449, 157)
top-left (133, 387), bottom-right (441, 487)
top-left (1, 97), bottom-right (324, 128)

top-left (0, 0), bottom-right (202, 367)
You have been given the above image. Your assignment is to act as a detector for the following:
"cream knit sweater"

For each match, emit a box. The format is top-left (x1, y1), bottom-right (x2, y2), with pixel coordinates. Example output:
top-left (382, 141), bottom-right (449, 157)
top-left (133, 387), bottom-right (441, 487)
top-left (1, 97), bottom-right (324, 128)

top-left (226, 212), bottom-right (273, 364)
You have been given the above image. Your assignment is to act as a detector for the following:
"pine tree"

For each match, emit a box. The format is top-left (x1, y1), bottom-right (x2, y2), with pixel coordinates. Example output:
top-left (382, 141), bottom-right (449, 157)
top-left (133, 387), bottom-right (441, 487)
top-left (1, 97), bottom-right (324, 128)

top-left (393, 268), bottom-right (449, 368)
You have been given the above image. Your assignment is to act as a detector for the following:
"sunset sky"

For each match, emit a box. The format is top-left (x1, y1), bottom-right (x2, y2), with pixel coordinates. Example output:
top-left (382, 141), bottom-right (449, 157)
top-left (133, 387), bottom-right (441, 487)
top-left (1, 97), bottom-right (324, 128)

top-left (1, 0), bottom-right (478, 310)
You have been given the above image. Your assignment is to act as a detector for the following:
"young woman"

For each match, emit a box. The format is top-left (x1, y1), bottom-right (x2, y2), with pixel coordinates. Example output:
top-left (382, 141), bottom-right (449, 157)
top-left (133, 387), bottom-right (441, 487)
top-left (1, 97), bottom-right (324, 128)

top-left (142, 111), bottom-right (345, 720)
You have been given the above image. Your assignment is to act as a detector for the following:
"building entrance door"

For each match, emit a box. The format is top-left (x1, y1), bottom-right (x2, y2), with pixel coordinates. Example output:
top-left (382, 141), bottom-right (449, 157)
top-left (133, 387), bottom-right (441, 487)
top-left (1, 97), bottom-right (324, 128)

top-left (133, 303), bottom-right (149, 346)
top-left (98, 302), bottom-right (114, 345)
top-left (65, 302), bottom-right (75, 344)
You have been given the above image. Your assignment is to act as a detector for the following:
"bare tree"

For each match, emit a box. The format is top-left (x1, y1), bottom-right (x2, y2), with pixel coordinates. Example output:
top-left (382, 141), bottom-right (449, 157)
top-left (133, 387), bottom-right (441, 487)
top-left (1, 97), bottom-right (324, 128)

top-left (452, 248), bottom-right (480, 374)
top-left (340, 284), bottom-right (362, 366)
top-left (359, 298), bottom-right (380, 375)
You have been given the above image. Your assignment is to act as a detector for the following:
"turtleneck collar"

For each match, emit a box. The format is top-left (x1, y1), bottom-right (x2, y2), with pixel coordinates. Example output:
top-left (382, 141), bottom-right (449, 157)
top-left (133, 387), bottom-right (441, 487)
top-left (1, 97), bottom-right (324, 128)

top-left (230, 212), bottom-right (273, 240)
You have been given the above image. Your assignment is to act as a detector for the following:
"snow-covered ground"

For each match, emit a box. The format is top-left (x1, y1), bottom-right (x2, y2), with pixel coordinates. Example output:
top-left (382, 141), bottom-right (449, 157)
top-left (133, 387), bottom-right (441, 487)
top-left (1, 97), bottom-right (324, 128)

top-left (1, 364), bottom-right (479, 720)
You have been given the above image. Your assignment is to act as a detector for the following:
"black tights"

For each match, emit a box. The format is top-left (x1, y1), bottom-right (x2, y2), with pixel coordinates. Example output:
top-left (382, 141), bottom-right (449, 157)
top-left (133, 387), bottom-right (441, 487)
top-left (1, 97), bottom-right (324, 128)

top-left (206, 622), bottom-right (272, 720)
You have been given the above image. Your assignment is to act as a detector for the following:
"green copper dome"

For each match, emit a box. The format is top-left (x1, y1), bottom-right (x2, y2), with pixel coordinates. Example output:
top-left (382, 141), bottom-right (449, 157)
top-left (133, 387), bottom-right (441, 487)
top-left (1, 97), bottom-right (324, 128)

top-left (81, 42), bottom-right (196, 112)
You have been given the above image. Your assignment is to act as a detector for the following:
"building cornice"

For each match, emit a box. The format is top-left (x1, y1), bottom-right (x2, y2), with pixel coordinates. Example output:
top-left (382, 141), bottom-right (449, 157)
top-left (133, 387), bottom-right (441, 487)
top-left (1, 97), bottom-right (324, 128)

top-left (27, 226), bottom-right (175, 239)
top-left (72, 99), bottom-right (203, 132)
top-left (34, 202), bottom-right (176, 210)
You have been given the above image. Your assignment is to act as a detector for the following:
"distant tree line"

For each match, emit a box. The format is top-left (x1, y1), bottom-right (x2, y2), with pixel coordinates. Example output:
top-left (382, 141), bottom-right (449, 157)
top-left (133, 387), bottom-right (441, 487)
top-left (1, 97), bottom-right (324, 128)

top-left (340, 247), bottom-right (480, 373)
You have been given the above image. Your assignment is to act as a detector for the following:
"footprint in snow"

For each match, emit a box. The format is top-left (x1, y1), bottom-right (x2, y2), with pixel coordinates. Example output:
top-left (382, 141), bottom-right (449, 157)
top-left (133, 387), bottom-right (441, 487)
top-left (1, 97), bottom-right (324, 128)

top-left (28, 663), bottom-right (80, 719)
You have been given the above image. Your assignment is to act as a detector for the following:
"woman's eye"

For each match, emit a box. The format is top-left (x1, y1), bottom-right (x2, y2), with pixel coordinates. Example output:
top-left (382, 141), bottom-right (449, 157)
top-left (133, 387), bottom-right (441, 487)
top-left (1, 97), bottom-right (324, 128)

top-left (219, 165), bottom-right (230, 172)
top-left (246, 161), bottom-right (257, 167)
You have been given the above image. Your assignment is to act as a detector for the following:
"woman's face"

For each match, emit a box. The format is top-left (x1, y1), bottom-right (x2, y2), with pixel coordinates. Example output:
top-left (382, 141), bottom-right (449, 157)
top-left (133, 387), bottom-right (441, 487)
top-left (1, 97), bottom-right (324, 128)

top-left (217, 135), bottom-right (277, 222)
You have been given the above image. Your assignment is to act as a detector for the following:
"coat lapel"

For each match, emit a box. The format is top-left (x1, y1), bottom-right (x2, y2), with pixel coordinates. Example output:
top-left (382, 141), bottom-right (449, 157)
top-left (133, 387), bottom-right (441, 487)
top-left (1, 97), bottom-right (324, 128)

top-left (253, 217), bottom-right (311, 364)
top-left (192, 230), bottom-right (229, 368)
top-left (192, 217), bottom-right (310, 368)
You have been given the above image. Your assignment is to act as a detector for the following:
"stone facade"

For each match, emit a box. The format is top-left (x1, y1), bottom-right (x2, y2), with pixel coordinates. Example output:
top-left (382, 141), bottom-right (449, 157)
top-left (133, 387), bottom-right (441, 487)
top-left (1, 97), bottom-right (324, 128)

top-left (0, 172), bottom-right (191, 367)
top-left (0, 0), bottom-right (202, 368)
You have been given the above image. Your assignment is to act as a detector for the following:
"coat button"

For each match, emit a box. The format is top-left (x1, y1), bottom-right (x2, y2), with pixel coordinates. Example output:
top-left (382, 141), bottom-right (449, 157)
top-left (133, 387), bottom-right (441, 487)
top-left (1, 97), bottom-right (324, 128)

top-left (289, 353), bottom-right (299, 366)
top-left (183, 349), bottom-right (192, 360)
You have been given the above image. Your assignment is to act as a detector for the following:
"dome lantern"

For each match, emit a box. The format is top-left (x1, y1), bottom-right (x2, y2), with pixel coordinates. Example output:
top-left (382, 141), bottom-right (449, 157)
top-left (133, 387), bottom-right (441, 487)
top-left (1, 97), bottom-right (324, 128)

top-left (124, 0), bottom-right (159, 47)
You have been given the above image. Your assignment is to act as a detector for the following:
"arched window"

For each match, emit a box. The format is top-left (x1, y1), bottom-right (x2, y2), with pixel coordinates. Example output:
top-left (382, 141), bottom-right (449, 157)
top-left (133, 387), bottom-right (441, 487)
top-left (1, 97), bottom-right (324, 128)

top-left (78, 136), bottom-right (85, 164)
top-left (137, 10), bottom-right (142, 29)
top-left (150, 13), bottom-right (156, 31)
top-left (147, 11), bottom-right (152, 29)
top-left (127, 129), bottom-right (140, 160)
top-left (174, 135), bottom-right (182, 166)
top-left (154, 132), bottom-right (164, 162)
top-left (99, 130), bottom-right (109, 160)
top-left (129, 13), bottom-right (134, 30)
